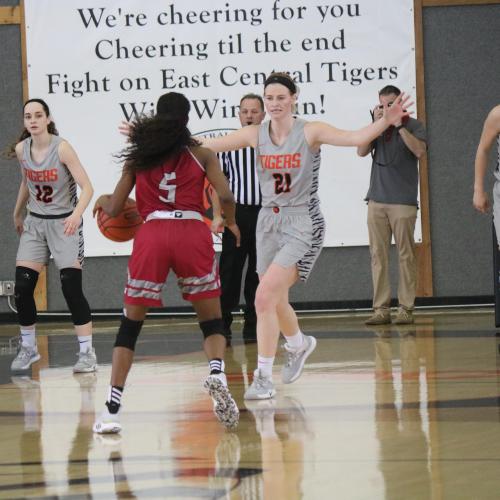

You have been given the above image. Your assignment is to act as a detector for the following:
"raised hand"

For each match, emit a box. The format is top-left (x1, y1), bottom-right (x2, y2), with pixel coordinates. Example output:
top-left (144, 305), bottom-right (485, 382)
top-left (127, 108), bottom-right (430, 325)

top-left (384, 92), bottom-right (414, 126)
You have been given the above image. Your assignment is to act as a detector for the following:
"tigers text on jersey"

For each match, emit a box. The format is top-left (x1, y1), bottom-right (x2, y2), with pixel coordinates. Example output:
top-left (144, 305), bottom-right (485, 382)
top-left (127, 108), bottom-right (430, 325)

top-left (256, 118), bottom-right (321, 208)
top-left (135, 148), bottom-right (206, 220)
top-left (21, 135), bottom-right (78, 215)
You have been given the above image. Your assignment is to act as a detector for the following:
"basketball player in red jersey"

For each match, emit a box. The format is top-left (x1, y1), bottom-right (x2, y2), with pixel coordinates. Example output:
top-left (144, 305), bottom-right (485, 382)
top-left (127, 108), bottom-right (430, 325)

top-left (92, 92), bottom-right (241, 433)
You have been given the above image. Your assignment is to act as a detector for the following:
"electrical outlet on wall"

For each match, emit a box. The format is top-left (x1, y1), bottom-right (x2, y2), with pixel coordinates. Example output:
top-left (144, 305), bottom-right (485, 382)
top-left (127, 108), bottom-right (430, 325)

top-left (0, 281), bottom-right (15, 296)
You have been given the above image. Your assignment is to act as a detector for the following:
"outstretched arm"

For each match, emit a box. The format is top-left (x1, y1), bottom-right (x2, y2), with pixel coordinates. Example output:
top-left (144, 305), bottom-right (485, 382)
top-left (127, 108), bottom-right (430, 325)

top-left (201, 125), bottom-right (258, 153)
top-left (307, 92), bottom-right (413, 150)
top-left (473, 105), bottom-right (500, 213)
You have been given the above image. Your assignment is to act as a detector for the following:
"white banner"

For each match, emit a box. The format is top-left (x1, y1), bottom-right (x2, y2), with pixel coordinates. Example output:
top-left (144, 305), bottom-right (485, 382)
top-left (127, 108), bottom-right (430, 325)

top-left (25, 0), bottom-right (419, 256)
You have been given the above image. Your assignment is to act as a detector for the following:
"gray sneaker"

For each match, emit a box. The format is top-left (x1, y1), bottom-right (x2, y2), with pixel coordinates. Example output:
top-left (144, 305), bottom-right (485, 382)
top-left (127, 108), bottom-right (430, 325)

top-left (244, 369), bottom-right (276, 400)
top-left (282, 335), bottom-right (317, 384)
top-left (11, 345), bottom-right (41, 371)
top-left (73, 347), bottom-right (97, 373)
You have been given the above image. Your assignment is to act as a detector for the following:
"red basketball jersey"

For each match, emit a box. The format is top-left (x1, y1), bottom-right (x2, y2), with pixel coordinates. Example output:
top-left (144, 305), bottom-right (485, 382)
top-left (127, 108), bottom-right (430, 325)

top-left (135, 147), bottom-right (205, 219)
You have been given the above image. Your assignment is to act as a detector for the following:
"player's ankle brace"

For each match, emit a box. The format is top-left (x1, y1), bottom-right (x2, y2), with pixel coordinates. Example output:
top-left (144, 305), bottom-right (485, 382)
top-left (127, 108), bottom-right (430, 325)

top-left (15, 266), bottom-right (39, 326)
top-left (114, 316), bottom-right (143, 351)
top-left (199, 318), bottom-right (224, 339)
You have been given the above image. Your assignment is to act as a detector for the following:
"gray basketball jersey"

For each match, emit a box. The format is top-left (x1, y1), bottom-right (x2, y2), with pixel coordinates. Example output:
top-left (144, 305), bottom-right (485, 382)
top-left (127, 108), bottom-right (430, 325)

top-left (21, 135), bottom-right (78, 215)
top-left (256, 118), bottom-right (321, 208)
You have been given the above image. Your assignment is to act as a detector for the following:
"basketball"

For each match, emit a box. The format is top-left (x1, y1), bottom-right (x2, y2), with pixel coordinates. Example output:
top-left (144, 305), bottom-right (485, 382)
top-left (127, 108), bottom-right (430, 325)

top-left (97, 198), bottom-right (143, 242)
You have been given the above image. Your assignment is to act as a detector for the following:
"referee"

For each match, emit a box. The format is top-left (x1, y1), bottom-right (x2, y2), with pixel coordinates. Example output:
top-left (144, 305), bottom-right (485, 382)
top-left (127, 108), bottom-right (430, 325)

top-left (213, 93), bottom-right (265, 345)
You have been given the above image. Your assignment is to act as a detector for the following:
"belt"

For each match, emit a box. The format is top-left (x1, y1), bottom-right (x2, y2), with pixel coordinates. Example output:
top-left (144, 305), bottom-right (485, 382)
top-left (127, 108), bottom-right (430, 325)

top-left (29, 211), bottom-right (73, 219)
top-left (146, 210), bottom-right (204, 222)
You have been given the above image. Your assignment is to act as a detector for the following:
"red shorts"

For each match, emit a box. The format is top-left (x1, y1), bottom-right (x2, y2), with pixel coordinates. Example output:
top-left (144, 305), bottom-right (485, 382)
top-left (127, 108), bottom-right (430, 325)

top-left (124, 219), bottom-right (220, 307)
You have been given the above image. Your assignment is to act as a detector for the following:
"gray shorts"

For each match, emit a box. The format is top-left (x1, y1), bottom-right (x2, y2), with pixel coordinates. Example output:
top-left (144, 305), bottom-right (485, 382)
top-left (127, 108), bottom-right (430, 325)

top-left (494, 181), bottom-right (500, 241)
top-left (256, 204), bottom-right (325, 281)
top-left (16, 214), bottom-right (84, 269)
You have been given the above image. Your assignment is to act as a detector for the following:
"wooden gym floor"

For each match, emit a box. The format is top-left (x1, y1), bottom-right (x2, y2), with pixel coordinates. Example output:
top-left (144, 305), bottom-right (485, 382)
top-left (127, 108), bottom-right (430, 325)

top-left (0, 308), bottom-right (499, 499)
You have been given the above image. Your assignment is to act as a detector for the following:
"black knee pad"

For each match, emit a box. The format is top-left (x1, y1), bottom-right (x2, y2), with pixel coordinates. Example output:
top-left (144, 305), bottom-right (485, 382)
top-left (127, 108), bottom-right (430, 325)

top-left (115, 316), bottom-right (143, 351)
top-left (15, 266), bottom-right (39, 326)
top-left (60, 268), bottom-right (92, 325)
top-left (199, 318), bottom-right (224, 339)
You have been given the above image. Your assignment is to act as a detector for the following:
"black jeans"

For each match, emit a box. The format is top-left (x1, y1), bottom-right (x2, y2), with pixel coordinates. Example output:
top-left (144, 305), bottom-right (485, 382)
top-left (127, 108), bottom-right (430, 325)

top-left (219, 204), bottom-right (260, 344)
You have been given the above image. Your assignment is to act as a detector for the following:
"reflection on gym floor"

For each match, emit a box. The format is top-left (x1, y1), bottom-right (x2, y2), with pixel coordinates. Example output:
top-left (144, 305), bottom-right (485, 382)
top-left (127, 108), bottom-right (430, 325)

top-left (0, 310), bottom-right (499, 498)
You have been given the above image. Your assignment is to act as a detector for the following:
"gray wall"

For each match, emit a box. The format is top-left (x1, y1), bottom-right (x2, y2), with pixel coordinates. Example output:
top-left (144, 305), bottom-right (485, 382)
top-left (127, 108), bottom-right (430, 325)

top-left (423, 5), bottom-right (500, 297)
top-left (1, 3), bottom-right (499, 313)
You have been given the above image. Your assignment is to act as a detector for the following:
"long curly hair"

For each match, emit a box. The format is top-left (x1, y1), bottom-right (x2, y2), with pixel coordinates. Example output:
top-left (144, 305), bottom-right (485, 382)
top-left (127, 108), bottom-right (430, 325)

top-left (4, 98), bottom-right (59, 159)
top-left (117, 92), bottom-right (200, 173)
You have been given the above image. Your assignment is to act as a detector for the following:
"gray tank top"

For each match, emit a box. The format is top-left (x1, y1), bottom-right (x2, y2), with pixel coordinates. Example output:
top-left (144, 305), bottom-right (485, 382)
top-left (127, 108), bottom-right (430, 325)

top-left (256, 118), bottom-right (321, 208)
top-left (21, 135), bottom-right (78, 215)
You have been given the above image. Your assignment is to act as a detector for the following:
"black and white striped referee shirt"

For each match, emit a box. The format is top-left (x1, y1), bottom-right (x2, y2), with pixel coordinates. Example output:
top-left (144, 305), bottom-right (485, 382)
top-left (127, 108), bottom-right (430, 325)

top-left (220, 147), bottom-right (262, 206)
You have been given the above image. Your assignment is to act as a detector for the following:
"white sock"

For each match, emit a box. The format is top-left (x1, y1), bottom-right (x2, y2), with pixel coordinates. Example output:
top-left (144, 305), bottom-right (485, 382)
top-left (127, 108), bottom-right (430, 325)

top-left (78, 335), bottom-right (92, 353)
top-left (209, 358), bottom-right (225, 374)
top-left (20, 328), bottom-right (36, 348)
top-left (257, 355), bottom-right (275, 378)
top-left (284, 330), bottom-right (304, 350)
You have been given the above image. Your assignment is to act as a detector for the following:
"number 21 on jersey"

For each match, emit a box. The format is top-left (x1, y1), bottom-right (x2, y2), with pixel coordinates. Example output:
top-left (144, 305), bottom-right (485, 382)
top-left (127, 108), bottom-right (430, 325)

top-left (273, 173), bottom-right (292, 194)
top-left (159, 172), bottom-right (176, 203)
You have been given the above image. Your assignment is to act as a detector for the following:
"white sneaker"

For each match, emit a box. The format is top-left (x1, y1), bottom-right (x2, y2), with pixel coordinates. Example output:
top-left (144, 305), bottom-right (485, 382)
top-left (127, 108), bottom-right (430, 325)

top-left (204, 373), bottom-right (240, 430)
top-left (73, 347), bottom-right (97, 373)
top-left (244, 369), bottom-right (276, 400)
top-left (11, 345), bottom-right (41, 371)
top-left (281, 335), bottom-right (317, 384)
top-left (93, 408), bottom-right (122, 434)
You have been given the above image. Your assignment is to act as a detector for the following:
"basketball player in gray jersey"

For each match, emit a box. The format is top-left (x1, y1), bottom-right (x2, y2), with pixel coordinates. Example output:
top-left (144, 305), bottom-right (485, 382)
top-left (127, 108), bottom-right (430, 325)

top-left (9, 98), bottom-right (96, 373)
top-left (120, 73), bottom-right (412, 399)
top-left (474, 104), bottom-right (500, 238)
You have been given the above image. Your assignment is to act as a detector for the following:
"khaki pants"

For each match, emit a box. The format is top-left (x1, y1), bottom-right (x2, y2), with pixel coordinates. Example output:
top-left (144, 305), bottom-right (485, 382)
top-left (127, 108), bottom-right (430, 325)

top-left (367, 201), bottom-right (417, 311)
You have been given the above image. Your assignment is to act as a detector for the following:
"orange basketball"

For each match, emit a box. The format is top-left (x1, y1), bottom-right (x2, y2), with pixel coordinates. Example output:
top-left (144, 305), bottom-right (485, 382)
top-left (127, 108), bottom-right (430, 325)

top-left (97, 198), bottom-right (143, 242)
